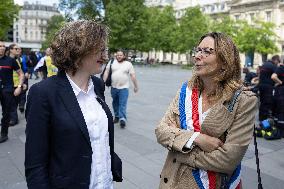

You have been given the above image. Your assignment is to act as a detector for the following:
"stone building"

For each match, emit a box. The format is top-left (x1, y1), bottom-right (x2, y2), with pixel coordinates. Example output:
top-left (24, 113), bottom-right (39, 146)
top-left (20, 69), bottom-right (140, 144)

top-left (12, 1), bottom-right (60, 50)
top-left (145, 0), bottom-right (284, 66)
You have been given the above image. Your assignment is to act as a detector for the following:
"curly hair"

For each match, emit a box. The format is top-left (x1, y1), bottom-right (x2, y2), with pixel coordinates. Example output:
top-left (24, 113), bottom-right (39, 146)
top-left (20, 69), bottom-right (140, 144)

top-left (50, 20), bottom-right (109, 74)
top-left (189, 32), bottom-right (242, 102)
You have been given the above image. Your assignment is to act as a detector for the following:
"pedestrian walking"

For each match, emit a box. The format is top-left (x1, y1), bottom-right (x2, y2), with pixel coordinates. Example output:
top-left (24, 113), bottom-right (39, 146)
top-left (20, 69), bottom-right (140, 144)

top-left (25, 20), bottom-right (122, 189)
top-left (8, 44), bottom-right (23, 126)
top-left (27, 51), bottom-right (38, 79)
top-left (103, 50), bottom-right (139, 128)
top-left (34, 48), bottom-right (57, 79)
top-left (155, 32), bottom-right (257, 189)
top-left (0, 41), bottom-right (24, 143)
top-left (18, 48), bottom-right (29, 113)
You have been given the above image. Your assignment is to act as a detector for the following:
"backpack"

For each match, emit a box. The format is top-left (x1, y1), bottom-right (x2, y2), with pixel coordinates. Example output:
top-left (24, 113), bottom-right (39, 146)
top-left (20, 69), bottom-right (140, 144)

top-left (101, 58), bottom-right (114, 87)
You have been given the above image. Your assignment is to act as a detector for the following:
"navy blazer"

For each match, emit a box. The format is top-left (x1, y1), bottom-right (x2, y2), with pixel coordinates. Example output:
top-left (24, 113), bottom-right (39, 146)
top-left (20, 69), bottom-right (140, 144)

top-left (25, 71), bottom-right (120, 189)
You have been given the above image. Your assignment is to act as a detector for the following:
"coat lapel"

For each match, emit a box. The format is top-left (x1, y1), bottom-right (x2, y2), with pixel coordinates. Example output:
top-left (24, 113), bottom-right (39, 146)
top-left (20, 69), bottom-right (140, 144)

top-left (201, 102), bottom-right (235, 138)
top-left (56, 71), bottom-right (91, 147)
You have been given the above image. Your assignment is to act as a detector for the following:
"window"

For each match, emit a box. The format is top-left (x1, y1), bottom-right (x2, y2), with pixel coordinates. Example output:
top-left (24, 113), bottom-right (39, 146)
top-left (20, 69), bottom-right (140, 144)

top-left (221, 3), bottom-right (225, 10)
top-left (266, 11), bottom-right (272, 22)
top-left (250, 13), bottom-right (255, 20)
top-left (235, 15), bottom-right (240, 20)
top-left (211, 5), bottom-right (215, 12)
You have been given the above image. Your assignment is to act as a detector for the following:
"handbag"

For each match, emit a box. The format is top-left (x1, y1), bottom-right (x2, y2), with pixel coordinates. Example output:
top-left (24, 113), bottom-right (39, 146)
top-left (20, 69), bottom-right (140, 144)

top-left (112, 152), bottom-right (123, 182)
top-left (101, 58), bottom-right (114, 87)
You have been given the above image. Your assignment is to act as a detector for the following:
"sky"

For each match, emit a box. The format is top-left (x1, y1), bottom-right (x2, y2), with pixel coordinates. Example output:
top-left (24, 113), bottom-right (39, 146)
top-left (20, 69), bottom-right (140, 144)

top-left (14, 0), bottom-right (60, 6)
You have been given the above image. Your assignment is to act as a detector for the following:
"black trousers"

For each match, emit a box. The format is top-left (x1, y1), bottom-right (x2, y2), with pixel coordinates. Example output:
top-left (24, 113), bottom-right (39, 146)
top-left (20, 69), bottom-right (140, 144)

top-left (10, 92), bottom-right (19, 123)
top-left (10, 88), bottom-right (27, 122)
top-left (0, 89), bottom-right (14, 136)
top-left (259, 84), bottom-right (274, 121)
top-left (274, 85), bottom-right (284, 129)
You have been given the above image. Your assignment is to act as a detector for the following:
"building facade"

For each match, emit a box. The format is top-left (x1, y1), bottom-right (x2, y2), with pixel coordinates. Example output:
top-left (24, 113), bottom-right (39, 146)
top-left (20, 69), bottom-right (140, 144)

top-left (144, 0), bottom-right (174, 7)
top-left (174, 0), bottom-right (231, 19)
top-left (145, 0), bottom-right (284, 66)
top-left (13, 1), bottom-right (60, 50)
top-left (229, 0), bottom-right (284, 66)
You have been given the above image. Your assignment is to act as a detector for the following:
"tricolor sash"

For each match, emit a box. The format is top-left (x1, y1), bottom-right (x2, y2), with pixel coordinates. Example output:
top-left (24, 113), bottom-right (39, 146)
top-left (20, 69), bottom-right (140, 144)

top-left (179, 82), bottom-right (242, 189)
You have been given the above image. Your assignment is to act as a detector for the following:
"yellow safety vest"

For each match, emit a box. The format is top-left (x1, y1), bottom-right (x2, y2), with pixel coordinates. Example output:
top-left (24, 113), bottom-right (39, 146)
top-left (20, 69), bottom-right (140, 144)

top-left (45, 56), bottom-right (57, 77)
top-left (13, 59), bottom-right (21, 87)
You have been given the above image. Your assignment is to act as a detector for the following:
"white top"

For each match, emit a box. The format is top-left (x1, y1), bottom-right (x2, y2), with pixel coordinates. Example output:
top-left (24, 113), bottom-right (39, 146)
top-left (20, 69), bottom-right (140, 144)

top-left (107, 59), bottom-right (135, 89)
top-left (184, 88), bottom-right (211, 149)
top-left (66, 73), bottom-right (113, 189)
top-left (34, 56), bottom-right (45, 71)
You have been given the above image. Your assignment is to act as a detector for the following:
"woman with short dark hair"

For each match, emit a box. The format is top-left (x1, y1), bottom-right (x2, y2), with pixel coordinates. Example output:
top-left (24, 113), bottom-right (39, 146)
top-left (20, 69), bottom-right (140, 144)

top-left (25, 20), bottom-right (121, 189)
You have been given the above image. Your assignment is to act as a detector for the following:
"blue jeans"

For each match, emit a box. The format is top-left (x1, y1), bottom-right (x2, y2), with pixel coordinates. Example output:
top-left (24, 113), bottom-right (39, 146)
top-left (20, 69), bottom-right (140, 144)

top-left (111, 88), bottom-right (129, 121)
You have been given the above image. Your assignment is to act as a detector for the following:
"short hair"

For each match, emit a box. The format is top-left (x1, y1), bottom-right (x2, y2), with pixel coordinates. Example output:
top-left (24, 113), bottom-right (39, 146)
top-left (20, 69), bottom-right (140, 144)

top-left (116, 49), bottom-right (126, 56)
top-left (189, 32), bottom-right (242, 102)
top-left (8, 43), bottom-right (17, 50)
top-left (51, 20), bottom-right (109, 74)
top-left (271, 55), bottom-right (280, 63)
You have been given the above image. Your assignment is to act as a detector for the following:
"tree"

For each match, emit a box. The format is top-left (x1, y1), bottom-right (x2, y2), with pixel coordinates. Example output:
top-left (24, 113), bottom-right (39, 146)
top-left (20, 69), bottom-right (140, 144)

top-left (59, 0), bottom-right (106, 21)
top-left (153, 6), bottom-right (176, 52)
top-left (106, 0), bottom-right (147, 52)
top-left (234, 20), bottom-right (278, 64)
top-left (41, 15), bottom-right (66, 50)
top-left (210, 15), bottom-right (239, 42)
top-left (175, 6), bottom-right (209, 63)
top-left (254, 21), bottom-right (278, 62)
top-left (145, 6), bottom-right (177, 62)
top-left (0, 0), bottom-right (20, 40)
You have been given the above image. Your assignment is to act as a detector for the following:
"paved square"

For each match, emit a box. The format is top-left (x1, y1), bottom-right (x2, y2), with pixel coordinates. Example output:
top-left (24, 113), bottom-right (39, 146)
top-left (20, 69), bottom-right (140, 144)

top-left (1, 65), bottom-right (283, 189)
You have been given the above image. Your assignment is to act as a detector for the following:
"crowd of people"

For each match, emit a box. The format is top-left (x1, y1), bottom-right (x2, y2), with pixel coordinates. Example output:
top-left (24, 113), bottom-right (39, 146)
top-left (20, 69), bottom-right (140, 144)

top-left (0, 43), bottom-right (58, 143)
top-left (243, 55), bottom-right (284, 140)
top-left (0, 19), bottom-right (283, 189)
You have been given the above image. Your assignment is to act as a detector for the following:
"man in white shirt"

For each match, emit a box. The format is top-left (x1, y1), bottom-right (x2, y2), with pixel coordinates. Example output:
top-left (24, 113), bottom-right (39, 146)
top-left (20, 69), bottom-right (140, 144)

top-left (103, 50), bottom-right (138, 128)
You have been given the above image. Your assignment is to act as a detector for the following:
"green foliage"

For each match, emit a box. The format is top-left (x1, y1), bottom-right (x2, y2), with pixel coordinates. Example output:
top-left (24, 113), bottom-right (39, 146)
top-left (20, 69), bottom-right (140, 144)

top-left (211, 17), bottom-right (278, 56)
top-left (233, 20), bottom-right (257, 53)
top-left (175, 6), bottom-right (209, 53)
top-left (59, 0), bottom-right (105, 21)
top-left (254, 21), bottom-right (278, 55)
top-left (145, 6), bottom-right (177, 53)
top-left (41, 15), bottom-right (66, 50)
top-left (0, 0), bottom-right (20, 40)
top-left (210, 15), bottom-right (239, 42)
top-left (235, 20), bottom-right (278, 55)
top-left (106, 0), bottom-right (147, 52)
top-left (57, 1), bottom-right (279, 59)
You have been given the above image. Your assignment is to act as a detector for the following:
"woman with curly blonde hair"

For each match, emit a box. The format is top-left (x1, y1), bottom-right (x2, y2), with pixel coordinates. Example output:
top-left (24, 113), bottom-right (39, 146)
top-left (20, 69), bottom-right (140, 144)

top-left (156, 32), bottom-right (257, 189)
top-left (25, 20), bottom-right (122, 189)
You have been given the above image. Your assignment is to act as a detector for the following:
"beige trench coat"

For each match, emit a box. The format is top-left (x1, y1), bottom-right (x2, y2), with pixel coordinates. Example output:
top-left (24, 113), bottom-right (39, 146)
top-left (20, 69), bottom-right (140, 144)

top-left (155, 89), bottom-right (258, 189)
